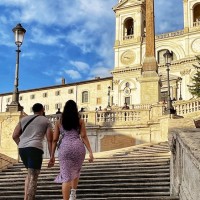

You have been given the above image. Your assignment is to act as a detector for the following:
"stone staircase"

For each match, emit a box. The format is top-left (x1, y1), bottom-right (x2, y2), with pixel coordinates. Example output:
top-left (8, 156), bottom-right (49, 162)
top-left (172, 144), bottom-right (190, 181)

top-left (0, 142), bottom-right (179, 200)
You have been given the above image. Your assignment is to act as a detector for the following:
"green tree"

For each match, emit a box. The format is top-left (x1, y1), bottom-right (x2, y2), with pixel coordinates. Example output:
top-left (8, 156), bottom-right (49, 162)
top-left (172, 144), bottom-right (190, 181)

top-left (188, 56), bottom-right (200, 97)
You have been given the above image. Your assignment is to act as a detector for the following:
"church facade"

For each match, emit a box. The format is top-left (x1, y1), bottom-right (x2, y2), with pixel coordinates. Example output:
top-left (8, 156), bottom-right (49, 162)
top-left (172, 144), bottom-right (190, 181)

top-left (1, 0), bottom-right (200, 115)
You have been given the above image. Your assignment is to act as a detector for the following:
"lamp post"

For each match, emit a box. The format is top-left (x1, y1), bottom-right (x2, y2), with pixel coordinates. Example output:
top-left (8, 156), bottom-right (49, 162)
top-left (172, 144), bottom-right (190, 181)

top-left (178, 77), bottom-right (183, 100)
top-left (107, 86), bottom-right (111, 108)
top-left (163, 50), bottom-right (176, 114)
top-left (7, 23), bottom-right (26, 112)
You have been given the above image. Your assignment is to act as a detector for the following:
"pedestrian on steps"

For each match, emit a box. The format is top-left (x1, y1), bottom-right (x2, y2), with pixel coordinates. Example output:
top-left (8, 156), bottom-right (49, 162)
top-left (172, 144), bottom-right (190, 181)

top-left (12, 103), bottom-right (53, 200)
top-left (48, 99), bottom-right (94, 200)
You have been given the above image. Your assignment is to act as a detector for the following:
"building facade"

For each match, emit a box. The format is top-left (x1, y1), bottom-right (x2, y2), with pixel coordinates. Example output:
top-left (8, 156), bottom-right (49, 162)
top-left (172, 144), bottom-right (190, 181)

top-left (1, 0), bottom-right (200, 115)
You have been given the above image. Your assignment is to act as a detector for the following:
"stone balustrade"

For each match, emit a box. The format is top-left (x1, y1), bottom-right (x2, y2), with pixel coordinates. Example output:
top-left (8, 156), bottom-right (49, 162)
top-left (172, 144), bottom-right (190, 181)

top-left (173, 98), bottom-right (200, 116)
top-left (42, 99), bottom-right (200, 127)
top-left (155, 30), bottom-right (184, 40)
top-left (47, 107), bottom-right (152, 128)
top-left (123, 34), bottom-right (134, 40)
top-left (169, 128), bottom-right (200, 200)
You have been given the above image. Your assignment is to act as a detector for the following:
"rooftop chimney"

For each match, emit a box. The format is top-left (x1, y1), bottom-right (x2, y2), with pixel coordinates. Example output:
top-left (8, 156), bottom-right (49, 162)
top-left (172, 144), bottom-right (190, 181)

top-left (62, 78), bottom-right (65, 85)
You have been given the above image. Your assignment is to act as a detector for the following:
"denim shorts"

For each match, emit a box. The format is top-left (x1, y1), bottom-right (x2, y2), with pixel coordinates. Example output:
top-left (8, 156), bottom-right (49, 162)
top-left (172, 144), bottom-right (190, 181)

top-left (19, 147), bottom-right (44, 170)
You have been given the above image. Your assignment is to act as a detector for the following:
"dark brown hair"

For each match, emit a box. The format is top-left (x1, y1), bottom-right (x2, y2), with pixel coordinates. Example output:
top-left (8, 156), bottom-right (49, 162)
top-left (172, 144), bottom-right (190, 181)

top-left (61, 100), bottom-right (79, 131)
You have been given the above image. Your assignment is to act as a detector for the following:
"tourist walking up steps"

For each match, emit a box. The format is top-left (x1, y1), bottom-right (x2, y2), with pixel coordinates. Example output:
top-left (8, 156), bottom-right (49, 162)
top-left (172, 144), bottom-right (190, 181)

top-left (48, 100), bottom-right (94, 200)
top-left (12, 103), bottom-right (53, 200)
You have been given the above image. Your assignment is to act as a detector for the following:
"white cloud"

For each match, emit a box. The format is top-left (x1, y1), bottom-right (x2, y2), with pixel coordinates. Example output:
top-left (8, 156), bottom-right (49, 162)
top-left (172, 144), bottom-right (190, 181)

top-left (0, 0), bottom-right (116, 60)
top-left (89, 66), bottom-right (112, 78)
top-left (66, 29), bottom-right (95, 54)
top-left (65, 69), bottom-right (81, 79)
top-left (0, 29), bottom-right (13, 46)
top-left (70, 61), bottom-right (90, 71)
top-left (30, 27), bottom-right (64, 45)
top-left (21, 52), bottom-right (36, 59)
top-left (55, 77), bottom-right (63, 84)
top-left (43, 70), bottom-right (54, 76)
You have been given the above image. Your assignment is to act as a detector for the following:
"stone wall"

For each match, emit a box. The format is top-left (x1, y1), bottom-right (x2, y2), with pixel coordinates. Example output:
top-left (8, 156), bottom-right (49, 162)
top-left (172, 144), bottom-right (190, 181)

top-left (0, 112), bottom-right (21, 160)
top-left (169, 128), bottom-right (200, 200)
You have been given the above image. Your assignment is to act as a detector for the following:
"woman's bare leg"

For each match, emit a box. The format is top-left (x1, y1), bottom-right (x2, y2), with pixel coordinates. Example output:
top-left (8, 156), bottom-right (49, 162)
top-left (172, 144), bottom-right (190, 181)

top-left (71, 177), bottom-right (79, 189)
top-left (62, 182), bottom-right (71, 200)
top-left (69, 177), bottom-right (80, 199)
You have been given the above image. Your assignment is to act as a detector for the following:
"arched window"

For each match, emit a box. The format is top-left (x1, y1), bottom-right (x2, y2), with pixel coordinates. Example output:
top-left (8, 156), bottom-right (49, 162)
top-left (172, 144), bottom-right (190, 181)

top-left (124, 18), bottom-right (134, 40)
top-left (82, 91), bottom-right (88, 103)
top-left (157, 49), bottom-right (177, 64)
top-left (193, 4), bottom-right (200, 26)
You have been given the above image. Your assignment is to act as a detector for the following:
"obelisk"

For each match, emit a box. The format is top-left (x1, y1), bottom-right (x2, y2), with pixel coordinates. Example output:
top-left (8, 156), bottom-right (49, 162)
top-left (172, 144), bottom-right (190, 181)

top-left (139, 0), bottom-right (160, 104)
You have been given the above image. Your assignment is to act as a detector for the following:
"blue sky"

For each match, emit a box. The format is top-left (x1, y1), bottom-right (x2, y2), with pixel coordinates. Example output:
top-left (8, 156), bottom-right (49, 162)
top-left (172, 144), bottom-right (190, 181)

top-left (0, 0), bottom-right (183, 94)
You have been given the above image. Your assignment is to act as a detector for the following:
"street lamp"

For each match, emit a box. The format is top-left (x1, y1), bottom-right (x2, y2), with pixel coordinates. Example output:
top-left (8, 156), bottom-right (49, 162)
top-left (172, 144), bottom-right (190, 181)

top-left (163, 50), bottom-right (176, 114)
top-left (178, 77), bottom-right (183, 100)
top-left (7, 23), bottom-right (26, 112)
top-left (107, 86), bottom-right (111, 108)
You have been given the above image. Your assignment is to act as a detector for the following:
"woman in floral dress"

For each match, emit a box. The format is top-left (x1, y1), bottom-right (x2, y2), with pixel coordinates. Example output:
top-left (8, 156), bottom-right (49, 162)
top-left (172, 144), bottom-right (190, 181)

top-left (49, 100), bottom-right (94, 200)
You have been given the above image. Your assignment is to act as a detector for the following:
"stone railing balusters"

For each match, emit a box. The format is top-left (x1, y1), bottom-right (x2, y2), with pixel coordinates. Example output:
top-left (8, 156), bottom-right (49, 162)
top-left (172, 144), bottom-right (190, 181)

top-left (173, 98), bottom-right (200, 116)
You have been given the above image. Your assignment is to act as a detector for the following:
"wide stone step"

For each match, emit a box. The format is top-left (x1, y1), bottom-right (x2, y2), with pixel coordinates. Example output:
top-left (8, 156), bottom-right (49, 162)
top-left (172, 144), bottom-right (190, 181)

top-left (1, 161), bottom-right (170, 173)
top-left (0, 179), bottom-right (170, 188)
top-left (0, 196), bottom-right (179, 200)
top-left (0, 165), bottom-right (170, 176)
top-left (0, 186), bottom-right (170, 194)
top-left (0, 182), bottom-right (170, 190)
top-left (8, 156), bottom-right (170, 167)
top-left (0, 169), bottom-right (170, 180)
top-left (0, 142), bottom-right (178, 200)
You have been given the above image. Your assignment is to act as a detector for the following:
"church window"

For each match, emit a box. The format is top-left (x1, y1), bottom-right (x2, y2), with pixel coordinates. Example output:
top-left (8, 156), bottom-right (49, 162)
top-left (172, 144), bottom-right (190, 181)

top-left (19, 96), bottom-right (23, 101)
top-left (125, 97), bottom-right (130, 105)
top-left (44, 104), bottom-right (49, 111)
top-left (158, 49), bottom-right (177, 64)
top-left (55, 90), bottom-right (60, 96)
top-left (43, 92), bottom-right (48, 98)
top-left (30, 94), bottom-right (35, 99)
top-left (161, 91), bottom-right (168, 103)
top-left (82, 91), bottom-right (88, 103)
top-left (68, 89), bottom-right (74, 94)
top-left (124, 18), bottom-right (134, 40)
top-left (6, 97), bottom-right (10, 103)
top-left (55, 103), bottom-right (62, 109)
top-left (193, 4), bottom-right (200, 27)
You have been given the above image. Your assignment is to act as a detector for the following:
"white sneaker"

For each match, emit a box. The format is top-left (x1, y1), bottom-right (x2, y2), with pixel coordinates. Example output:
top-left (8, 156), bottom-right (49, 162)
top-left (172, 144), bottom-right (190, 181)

top-left (69, 189), bottom-right (76, 200)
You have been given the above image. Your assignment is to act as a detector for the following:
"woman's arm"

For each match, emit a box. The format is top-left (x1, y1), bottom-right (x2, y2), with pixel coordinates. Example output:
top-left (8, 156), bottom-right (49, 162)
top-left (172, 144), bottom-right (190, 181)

top-left (80, 119), bottom-right (94, 162)
top-left (45, 125), bottom-right (53, 159)
top-left (48, 120), bottom-right (60, 167)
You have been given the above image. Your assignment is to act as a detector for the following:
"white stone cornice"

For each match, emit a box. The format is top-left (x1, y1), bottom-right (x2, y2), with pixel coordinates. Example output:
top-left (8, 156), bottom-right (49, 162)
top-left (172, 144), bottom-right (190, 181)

top-left (111, 66), bottom-right (142, 75)
top-left (158, 57), bottom-right (197, 68)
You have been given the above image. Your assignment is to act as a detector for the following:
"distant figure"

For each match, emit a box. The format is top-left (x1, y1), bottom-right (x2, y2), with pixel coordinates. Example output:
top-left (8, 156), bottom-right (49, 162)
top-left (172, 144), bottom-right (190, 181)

top-left (79, 107), bottom-right (84, 112)
top-left (49, 100), bottom-right (94, 200)
top-left (56, 108), bottom-right (62, 114)
top-left (122, 103), bottom-right (130, 110)
top-left (98, 106), bottom-right (102, 111)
